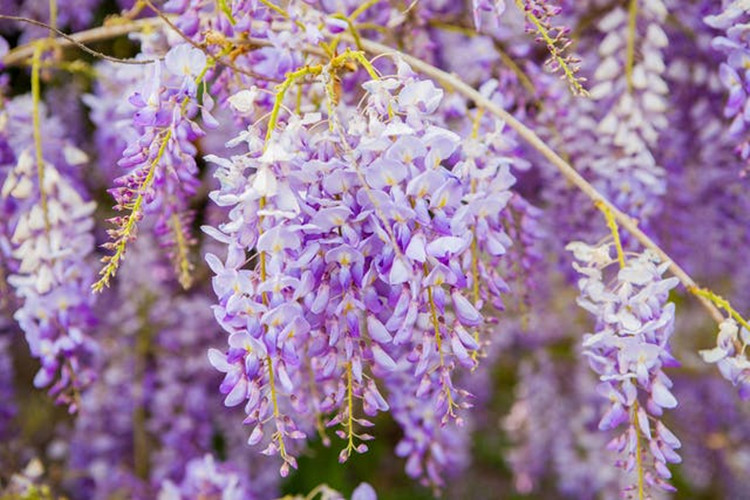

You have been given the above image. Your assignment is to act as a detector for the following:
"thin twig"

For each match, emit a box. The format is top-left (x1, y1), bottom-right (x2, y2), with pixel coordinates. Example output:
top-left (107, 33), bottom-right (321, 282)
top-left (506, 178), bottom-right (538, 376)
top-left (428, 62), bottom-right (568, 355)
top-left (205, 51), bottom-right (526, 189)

top-left (1, 15), bottom-right (161, 65)
top-left (3, 13), bottom-right (272, 81)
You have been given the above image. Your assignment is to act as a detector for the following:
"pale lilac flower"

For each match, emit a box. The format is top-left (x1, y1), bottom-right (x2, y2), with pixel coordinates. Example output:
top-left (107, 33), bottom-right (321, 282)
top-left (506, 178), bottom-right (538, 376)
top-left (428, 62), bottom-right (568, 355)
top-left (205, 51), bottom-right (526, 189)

top-left (570, 243), bottom-right (681, 493)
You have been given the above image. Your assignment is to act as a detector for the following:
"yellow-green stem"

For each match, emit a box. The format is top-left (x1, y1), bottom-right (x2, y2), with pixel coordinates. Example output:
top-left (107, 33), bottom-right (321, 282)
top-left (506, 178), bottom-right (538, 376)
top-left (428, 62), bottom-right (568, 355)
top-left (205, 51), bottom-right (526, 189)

top-left (425, 275), bottom-right (456, 412)
top-left (216, 0), bottom-right (236, 25)
top-left (346, 361), bottom-right (355, 452)
top-left (471, 108), bottom-right (484, 139)
top-left (49, 0), bottom-right (57, 33)
top-left (469, 172), bottom-right (481, 362)
top-left (427, 284), bottom-right (444, 366)
top-left (350, 0), bottom-right (381, 20)
top-left (31, 41), bottom-right (51, 234)
top-left (92, 129), bottom-right (172, 292)
top-left (596, 200), bottom-right (626, 269)
top-left (690, 287), bottom-right (750, 333)
top-left (170, 212), bottom-right (193, 289)
top-left (259, 0), bottom-right (288, 18)
top-left (266, 354), bottom-right (287, 459)
top-left (332, 14), bottom-right (363, 50)
top-left (265, 65), bottom-right (323, 145)
top-left (632, 403), bottom-right (646, 500)
top-left (514, 0), bottom-right (588, 96)
top-left (626, 0), bottom-right (638, 93)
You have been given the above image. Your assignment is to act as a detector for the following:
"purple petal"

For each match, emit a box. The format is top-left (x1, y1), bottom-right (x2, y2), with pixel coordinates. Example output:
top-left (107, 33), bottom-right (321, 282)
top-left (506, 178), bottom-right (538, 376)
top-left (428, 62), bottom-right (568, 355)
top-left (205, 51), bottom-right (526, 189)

top-left (389, 257), bottom-right (411, 285)
top-left (452, 290), bottom-right (482, 326)
top-left (652, 380), bottom-right (678, 409)
top-left (352, 483), bottom-right (377, 500)
top-left (427, 236), bottom-right (468, 259)
top-left (371, 344), bottom-right (397, 371)
top-left (367, 316), bottom-right (392, 343)
top-left (224, 377), bottom-right (247, 407)
top-left (208, 348), bottom-right (231, 372)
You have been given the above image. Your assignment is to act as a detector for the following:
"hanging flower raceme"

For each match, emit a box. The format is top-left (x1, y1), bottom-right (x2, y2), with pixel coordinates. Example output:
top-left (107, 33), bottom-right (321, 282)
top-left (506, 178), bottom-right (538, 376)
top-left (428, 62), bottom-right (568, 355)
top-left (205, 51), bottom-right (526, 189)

top-left (67, 234), bottom-right (280, 499)
top-left (0, 90), bottom-right (99, 412)
top-left (504, 351), bottom-right (623, 498)
top-left (1, 148), bottom-right (97, 411)
top-left (699, 318), bottom-right (750, 399)
top-left (515, 0), bottom-right (587, 95)
top-left (204, 56), bottom-right (515, 478)
top-left (157, 454), bottom-right (251, 500)
top-left (95, 43), bottom-right (218, 292)
top-left (383, 367), bottom-right (471, 490)
top-left (585, 0), bottom-right (670, 225)
top-left (568, 241), bottom-right (682, 494)
top-left (704, 1), bottom-right (750, 174)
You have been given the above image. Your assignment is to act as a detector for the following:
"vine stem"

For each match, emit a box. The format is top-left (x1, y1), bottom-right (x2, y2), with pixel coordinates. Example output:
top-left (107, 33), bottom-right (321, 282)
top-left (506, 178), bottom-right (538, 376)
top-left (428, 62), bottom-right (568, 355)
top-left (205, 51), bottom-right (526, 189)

top-left (2, 17), bottom-right (725, 324)
top-left (631, 403), bottom-right (646, 500)
top-left (31, 41), bottom-right (51, 234)
top-left (513, 0), bottom-right (588, 96)
top-left (625, 0), bottom-right (639, 93)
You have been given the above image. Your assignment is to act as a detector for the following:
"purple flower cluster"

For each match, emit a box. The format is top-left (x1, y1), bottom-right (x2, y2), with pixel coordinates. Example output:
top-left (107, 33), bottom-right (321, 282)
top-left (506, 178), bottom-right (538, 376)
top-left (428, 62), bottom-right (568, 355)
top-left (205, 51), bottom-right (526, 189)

top-left (585, 0), bottom-right (670, 224)
top-left (504, 351), bottom-right (623, 499)
top-left (570, 241), bottom-right (681, 493)
top-left (517, 0), bottom-right (586, 94)
top-left (68, 235), bottom-right (279, 499)
top-left (385, 367), bottom-right (471, 489)
top-left (205, 60), bottom-right (515, 480)
top-left (705, 1), bottom-right (750, 173)
top-left (0, 97), bottom-right (98, 411)
top-left (98, 43), bottom-right (216, 289)
top-left (157, 454), bottom-right (250, 500)
top-left (699, 318), bottom-right (750, 399)
top-left (4, 0), bottom-right (750, 497)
